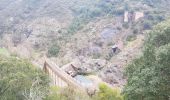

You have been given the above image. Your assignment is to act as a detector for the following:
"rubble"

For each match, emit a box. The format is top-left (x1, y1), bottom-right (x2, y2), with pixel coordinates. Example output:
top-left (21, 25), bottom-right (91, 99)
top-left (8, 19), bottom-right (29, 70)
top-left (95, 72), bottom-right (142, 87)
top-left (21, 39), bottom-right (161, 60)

top-left (99, 65), bottom-right (126, 88)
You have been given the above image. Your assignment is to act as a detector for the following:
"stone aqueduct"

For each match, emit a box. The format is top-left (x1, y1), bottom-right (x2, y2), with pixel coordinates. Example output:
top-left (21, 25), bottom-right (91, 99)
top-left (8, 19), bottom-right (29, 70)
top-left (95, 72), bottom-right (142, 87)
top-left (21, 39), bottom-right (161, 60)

top-left (43, 59), bottom-right (86, 92)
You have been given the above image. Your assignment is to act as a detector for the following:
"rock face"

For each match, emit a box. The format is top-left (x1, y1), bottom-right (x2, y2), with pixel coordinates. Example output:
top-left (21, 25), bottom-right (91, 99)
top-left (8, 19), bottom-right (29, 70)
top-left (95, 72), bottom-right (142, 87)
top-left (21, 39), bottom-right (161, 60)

top-left (99, 65), bottom-right (126, 88)
top-left (100, 28), bottom-right (118, 43)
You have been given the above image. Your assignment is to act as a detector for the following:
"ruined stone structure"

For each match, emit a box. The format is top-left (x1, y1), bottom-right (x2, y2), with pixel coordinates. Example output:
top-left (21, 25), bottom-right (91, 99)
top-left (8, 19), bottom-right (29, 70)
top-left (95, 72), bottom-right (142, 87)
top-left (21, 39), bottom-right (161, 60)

top-left (124, 11), bottom-right (129, 22)
top-left (124, 11), bottom-right (144, 22)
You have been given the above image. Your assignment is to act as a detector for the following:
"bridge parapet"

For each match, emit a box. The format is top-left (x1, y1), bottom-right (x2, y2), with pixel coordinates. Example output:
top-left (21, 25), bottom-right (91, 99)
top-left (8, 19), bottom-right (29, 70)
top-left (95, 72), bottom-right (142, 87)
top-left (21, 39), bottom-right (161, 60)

top-left (43, 59), bottom-right (86, 92)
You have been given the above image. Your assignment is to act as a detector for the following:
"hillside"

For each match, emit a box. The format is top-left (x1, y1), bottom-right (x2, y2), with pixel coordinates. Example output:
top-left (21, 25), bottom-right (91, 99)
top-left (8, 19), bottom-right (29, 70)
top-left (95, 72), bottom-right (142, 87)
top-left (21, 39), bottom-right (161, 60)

top-left (0, 0), bottom-right (170, 93)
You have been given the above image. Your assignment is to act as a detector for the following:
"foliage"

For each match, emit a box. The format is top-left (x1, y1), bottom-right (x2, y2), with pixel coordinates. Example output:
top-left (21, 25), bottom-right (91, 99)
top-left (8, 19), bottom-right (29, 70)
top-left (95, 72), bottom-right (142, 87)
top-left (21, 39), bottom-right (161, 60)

top-left (67, 0), bottom-right (126, 34)
top-left (47, 43), bottom-right (60, 57)
top-left (45, 87), bottom-right (90, 100)
top-left (126, 35), bottom-right (137, 42)
top-left (123, 20), bottom-right (170, 100)
top-left (143, 21), bottom-right (152, 30)
top-left (0, 56), bottom-right (49, 100)
top-left (93, 83), bottom-right (124, 100)
top-left (67, 18), bottom-right (86, 34)
top-left (45, 84), bottom-right (124, 100)
top-left (133, 28), bottom-right (139, 34)
top-left (44, 86), bottom-right (61, 100)
top-left (146, 20), bottom-right (170, 47)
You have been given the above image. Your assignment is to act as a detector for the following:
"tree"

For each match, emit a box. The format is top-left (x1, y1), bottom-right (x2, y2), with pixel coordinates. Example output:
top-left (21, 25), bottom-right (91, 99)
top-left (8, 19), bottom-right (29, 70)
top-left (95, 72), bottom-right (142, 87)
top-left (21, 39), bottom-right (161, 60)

top-left (0, 56), bottom-right (49, 100)
top-left (123, 20), bottom-right (170, 100)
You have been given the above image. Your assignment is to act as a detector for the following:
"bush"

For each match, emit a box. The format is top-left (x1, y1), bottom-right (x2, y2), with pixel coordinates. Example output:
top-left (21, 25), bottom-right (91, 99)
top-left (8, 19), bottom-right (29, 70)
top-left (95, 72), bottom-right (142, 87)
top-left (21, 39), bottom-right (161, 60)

top-left (94, 83), bottom-right (124, 100)
top-left (67, 18), bottom-right (85, 34)
top-left (143, 21), bottom-right (152, 30)
top-left (44, 86), bottom-right (61, 100)
top-left (45, 87), bottom-right (90, 100)
top-left (133, 28), bottom-right (139, 34)
top-left (122, 23), bottom-right (129, 29)
top-left (126, 35), bottom-right (137, 42)
top-left (91, 8), bottom-right (102, 17)
top-left (48, 43), bottom-right (60, 57)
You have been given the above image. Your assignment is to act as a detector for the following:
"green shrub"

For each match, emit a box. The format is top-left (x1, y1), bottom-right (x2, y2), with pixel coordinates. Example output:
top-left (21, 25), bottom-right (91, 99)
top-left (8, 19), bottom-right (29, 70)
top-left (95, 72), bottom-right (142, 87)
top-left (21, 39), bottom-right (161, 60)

top-left (67, 18), bottom-right (85, 34)
top-left (126, 35), bottom-right (137, 42)
top-left (45, 87), bottom-right (90, 100)
top-left (48, 43), bottom-right (60, 57)
top-left (44, 86), bottom-right (61, 100)
top-left (94, 83), bottom-right (124, 100)
top-left (133, 28), bottom-right (139, 34)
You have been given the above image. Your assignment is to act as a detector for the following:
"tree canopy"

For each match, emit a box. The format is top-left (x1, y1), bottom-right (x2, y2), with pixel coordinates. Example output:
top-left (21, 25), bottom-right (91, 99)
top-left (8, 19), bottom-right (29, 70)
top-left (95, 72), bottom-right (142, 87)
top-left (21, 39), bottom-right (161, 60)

top-left (123, 19), bottom-right (170, 100)
top-left (0, 56), bottom-right (49, 100)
